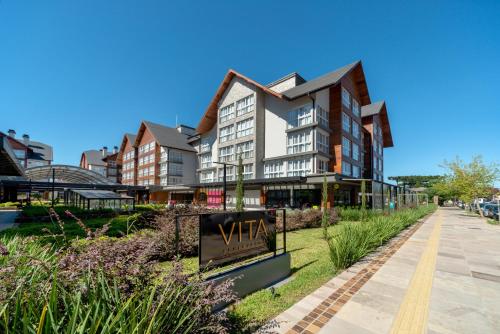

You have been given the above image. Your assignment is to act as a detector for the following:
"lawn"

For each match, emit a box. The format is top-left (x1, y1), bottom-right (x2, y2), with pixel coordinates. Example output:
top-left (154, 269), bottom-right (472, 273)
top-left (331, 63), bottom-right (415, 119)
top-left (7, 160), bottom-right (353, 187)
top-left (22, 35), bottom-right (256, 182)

top-left (0, 214), bottom-right (141, 242)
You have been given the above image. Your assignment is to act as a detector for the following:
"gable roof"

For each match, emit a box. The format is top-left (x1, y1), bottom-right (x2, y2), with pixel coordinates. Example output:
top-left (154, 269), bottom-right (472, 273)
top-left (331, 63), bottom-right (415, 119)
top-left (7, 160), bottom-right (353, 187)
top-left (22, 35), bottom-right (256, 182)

top-left (196, 69), bottom-right (285, 134)
top-left (117, 133), bottom-right (136, 162)
top-left (81, 150), bottom-right (108, 166)
top-left (361, 101), bottom-right (394, 148)
top-left (135, 121), bottom-right (196, 152)
top-left (282, 61), bottom-right (371, 105)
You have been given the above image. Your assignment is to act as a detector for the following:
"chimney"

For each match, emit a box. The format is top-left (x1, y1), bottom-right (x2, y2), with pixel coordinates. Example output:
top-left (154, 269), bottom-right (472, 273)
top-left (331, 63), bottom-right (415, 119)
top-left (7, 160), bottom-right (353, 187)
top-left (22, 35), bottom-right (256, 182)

top-left (113, 146), bottom-right (118, 154)
top-left (102, 146), bottom-right (108, 157)
top-left (7, 129), bottom-right (16, 138)
top-left (22, 134), bottom-right (30, 146)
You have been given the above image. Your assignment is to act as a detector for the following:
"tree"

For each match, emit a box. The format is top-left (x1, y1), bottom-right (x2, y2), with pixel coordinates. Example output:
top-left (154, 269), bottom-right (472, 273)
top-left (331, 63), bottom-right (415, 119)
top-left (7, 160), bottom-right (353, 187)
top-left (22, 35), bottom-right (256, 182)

top-left (321, 174), bottom-right (329, 240)
top-left (438, 156), bottom-right (499, 216)
top-left (235, 154), bottom-right (244, 211)
top-left (388, 175), bottom-right (443, 188)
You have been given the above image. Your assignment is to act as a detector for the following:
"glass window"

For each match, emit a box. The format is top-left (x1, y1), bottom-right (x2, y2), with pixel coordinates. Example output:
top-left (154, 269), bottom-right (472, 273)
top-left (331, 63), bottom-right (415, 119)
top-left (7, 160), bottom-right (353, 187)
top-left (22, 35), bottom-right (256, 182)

top-left (352, 165), bottom-right (360, 178)
top-left (342, 161), bottom-right (351, 176)
top-left (219, 145), bottom-right (234, 162)
top-left (316, 105), bottom-right (329, 128)
top-left (219, 104), bottom-right (235, 123)
top-left (264, 161), bottom-right (284, 178)
top-left (287, 130), bottom-right (312, 154)
top-left (352, 99), bottom-right (360, 117)
top-left (352, 143), bottom-right (360, 161)
top-left (342, 87), bottom-right (351, 108)
top-left (236, 118), bottom-right (254, 138)
top-left (342, 136), bottom-right (351, 157)
top-left (219, 125), bottom-right (234, 143)
top-left (200, 170), bottom-right (214, 183)
top-left (287, 158), bottom-right (311, 177)
top-left (218, 166), bottom-right (235, 181)
top-left (200, 137), bottom-right (211, 153)
top-left (317, 132), bottom-right (329, 154)
top-left (236, 95), bottom-right (255, 117)
top-left (243, 164), bottom-right (253, 179)
top-left (318, 159), bottom-right (329, 173)
top-left (169, 151), bottom-right (182, 163)
top-left (288, 104), bottom-right (313, 128)
top-left (200, 153), bottom-right (212, 168)
top-left (236, 141), bottom-right (254, 159)
top-left (342, 112), bottom-right (351, 133)
top-left (352, 121), bottom-right (360, 139)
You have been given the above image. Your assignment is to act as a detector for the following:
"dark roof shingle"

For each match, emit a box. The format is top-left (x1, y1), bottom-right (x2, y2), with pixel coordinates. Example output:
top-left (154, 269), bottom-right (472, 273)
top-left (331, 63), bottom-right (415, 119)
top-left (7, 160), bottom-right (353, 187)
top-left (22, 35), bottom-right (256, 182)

top-left (143, 121), bottom-right (196, 152)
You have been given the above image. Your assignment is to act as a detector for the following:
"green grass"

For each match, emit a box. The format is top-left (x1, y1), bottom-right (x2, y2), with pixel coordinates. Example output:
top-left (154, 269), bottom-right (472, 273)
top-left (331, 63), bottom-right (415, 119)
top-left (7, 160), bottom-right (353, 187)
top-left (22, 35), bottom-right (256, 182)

top-left (228, 225), bottom-right (337, 326)
top-left (0, 214), bottom-right (143, 243)
top-left (487, 218), bottom-right (500, 225)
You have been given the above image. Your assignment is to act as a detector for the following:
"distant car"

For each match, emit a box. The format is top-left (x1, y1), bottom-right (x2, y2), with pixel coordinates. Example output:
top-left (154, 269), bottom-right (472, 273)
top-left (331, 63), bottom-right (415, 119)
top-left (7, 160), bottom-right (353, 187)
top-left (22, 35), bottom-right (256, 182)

top-left (474, 202), bottom-right (488, 214)
top-left (484, 204), bottom-right (499, 218)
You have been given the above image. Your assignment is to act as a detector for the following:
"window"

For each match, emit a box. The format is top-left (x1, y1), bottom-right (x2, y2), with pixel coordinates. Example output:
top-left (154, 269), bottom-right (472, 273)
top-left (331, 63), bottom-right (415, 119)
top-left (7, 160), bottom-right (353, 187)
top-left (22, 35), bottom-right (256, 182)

top-left (200, 170), bottom-right (214, 183)
top-left (342, 161), bottom-right (351, 176)
top-left (342, 136), bottom-right (351, 157)
top-left (316, 105), bottom-right (329, 128)
top-left (352, 122), bottom-right (360, 139)
top-left (342, 87), bottom-right (351, 108)
top-left (243, 164), bottom-right (253, 179)
top-left (352, 99), bottom-right (360, 117)
top-left (236, 141), bottom-right (254, 159)
top-left (139, 141), bottom-right (155, 154)
top-left (138, 157), bottom-right (144, 166)
top-left (236, 95), bottom-right (255, 117)
top-left (219, 125), bottom-right (234, 143)
top-left (342, 112), bottom-right (351, 133)
top-left (352, 165), bottom-right (360, 178)
top-left (218, 166), bottom-right (234, 181)
top-left (219, 104), bottom-right (235, 123)
top-left (148, 165), bottom-right (155, 176)
top-left (200, 138), bottom-right (211, 153)
top-left (317, 132), bottom-right (329, 154)
top-left (264, 161), bottom-right (284, 178)
top-left (378, 158), bottom-right (383, 171)
top-left (374, 156), bottom-right (378, 171)
top-left (200, 153), bottom-right (212, 168)
top-left (352, 143), bottom-right (360, 161)
top-left (236, 118), bottom-right (254, 138)
top-left (168, 163), bottom-right (182, 176)
top-left (288, 104), bottom-right (313, 128)
top-left (168, 176), bottom-right (183, 185)
top-left (287, 158), bottom-right (311, 176)
top-left (169, 150), bottom-right (183, 163)
top-left (287, 130), bottom-right (312, 154)
top-left (318, 160), bottom-right (329, 173)
top-left (219, 146), bottom-right (234, 162)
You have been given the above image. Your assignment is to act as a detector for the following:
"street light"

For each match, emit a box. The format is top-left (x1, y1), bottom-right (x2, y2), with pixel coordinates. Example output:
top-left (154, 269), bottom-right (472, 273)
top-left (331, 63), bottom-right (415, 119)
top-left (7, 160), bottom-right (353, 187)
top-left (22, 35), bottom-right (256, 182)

top-left (213, 161), bottom-right (238, 211)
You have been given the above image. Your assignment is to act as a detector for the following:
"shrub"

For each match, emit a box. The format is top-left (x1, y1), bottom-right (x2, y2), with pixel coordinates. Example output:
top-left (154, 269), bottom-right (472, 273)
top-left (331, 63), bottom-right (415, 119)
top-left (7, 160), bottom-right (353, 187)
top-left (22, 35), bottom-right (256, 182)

top-left (276, 208), bottom-right (338, 232)
top-left (328, 205), bottom-right (436, 270)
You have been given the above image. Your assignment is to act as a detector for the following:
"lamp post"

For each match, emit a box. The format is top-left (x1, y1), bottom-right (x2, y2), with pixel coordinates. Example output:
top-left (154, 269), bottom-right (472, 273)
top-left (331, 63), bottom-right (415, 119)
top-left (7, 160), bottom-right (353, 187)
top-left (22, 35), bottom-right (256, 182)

top-left (213, 161), bottom-right (237, 211)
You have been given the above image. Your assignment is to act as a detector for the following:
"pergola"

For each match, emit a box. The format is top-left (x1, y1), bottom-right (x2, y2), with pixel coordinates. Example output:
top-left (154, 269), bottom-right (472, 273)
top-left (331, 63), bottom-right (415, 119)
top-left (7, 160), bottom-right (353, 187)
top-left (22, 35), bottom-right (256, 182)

top-left (25, 165), bottom-right (116, 185)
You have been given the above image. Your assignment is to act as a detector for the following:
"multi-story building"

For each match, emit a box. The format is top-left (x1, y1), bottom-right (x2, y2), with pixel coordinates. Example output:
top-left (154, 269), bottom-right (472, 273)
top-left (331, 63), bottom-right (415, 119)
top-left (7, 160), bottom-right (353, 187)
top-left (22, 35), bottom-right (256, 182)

top-left (3, 129), bottom-right (53, 168)
top-left (80, 146), bottom-right (121, 183)
top-left (191, 60), bottom-right (394, 208)
top-left (118, 121), bottom-right (197, 203)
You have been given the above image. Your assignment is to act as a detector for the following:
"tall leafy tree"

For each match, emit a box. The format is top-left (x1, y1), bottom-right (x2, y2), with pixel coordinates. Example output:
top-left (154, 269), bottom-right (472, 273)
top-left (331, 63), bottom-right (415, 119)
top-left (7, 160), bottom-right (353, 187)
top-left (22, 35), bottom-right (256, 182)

top-left (235, 154), bottom-right (244, 211)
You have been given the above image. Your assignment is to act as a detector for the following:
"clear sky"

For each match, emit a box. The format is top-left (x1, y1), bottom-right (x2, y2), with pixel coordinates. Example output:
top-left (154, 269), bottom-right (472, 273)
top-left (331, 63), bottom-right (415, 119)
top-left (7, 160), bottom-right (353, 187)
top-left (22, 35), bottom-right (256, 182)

top-left (1, 0), bottom-right (499, 180)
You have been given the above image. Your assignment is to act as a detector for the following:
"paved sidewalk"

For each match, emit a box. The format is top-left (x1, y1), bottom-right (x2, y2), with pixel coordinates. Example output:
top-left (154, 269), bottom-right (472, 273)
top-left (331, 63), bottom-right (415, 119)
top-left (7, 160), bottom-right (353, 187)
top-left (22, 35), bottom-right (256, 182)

top-left (272, 208), bottom-right (500, 334)
top-left (0, 210), bottom-right (19, 232)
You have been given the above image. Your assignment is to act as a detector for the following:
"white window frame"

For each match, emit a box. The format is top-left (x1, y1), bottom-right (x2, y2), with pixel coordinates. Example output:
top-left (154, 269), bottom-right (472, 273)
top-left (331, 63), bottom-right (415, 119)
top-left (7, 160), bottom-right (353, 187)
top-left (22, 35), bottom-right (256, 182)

top-left (219, 145), bottom-right (234, 162)
top-left (236, 141), bottom-right (254, 159)
top-left (318, 159), bottom-right (329, 173)
top-left (219, 104), bottom-right (235, 123)
top-left (317, 132), bottom-right (329, 154)
top-left (287, 158), bottom-right (311, 177)
top-left (236, 95), bottom-right (255, 117)
top-left (200, 153), bottom-right (212, 168)
top-left (316, 105), bottom-right (329, 128)
top-left (264, 161), bottom-right (284, 178)
top-left (218, 166), bottom-right (235, 181)
top-left (288, 104), bottom-right (313, 128)
top-left (243, 164), bottom-right (253, 180)
top-left (287, 130), bottom-right (312, 154)
top-left (219, 125), bottom-right (235, 143)
top-left (236, 118), bottom-right (254, 138)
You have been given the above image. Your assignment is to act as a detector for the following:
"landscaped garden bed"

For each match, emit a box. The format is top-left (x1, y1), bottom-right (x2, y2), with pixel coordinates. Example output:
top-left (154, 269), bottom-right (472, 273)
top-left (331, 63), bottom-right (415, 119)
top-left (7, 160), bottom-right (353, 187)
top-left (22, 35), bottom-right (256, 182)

top-left (0, 204), bottom-right (436, 332)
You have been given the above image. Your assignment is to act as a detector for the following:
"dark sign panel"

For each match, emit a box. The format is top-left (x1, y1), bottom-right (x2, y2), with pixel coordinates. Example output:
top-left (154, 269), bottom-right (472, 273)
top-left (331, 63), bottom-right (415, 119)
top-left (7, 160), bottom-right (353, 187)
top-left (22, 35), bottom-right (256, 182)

top-left (199, 210), bottom-right (277, 267)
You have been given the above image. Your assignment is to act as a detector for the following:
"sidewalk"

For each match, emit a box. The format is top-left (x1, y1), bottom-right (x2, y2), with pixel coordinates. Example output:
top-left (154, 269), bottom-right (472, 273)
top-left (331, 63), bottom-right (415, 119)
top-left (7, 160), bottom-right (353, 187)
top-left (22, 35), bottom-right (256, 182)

top-left (271, 208), bottom-right (500, 334)
top-left (0, 210), bottom-right (19, 232)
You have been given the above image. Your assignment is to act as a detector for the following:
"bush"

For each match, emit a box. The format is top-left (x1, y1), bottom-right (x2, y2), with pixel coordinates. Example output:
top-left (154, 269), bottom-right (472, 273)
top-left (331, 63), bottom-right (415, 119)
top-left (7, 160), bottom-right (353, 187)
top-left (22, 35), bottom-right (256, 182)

top-left (328, 205), bottom-right (436, 270)
top-left (0, 201), bottom-right (20, 208)
top-left (0, 233), bottom-right (235, 333)
top-left (276, 208), bottom-right (338, 232)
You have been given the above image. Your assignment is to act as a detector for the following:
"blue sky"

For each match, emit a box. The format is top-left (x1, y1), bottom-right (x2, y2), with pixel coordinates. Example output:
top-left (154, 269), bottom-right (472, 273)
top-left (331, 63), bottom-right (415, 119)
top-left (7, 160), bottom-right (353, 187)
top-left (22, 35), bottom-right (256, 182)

top-left (1, 0), bottom-right (499, 180)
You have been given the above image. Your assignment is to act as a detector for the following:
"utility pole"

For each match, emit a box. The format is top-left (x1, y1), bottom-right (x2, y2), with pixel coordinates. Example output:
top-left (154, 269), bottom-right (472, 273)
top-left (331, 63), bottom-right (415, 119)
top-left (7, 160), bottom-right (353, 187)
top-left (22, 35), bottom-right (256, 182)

top-left (213, 161), bottom-right (237, 211)
top-left (51, 168), bottom-right (55, 207)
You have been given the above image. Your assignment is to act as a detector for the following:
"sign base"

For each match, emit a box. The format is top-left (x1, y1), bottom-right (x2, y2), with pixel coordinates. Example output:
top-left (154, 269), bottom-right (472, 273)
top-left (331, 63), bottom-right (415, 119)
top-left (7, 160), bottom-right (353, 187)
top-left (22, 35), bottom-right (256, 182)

top-left (207, 253), bottom-right (291, 311)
